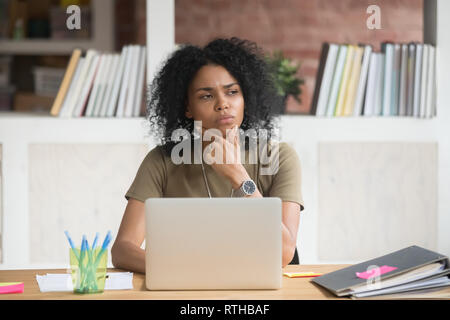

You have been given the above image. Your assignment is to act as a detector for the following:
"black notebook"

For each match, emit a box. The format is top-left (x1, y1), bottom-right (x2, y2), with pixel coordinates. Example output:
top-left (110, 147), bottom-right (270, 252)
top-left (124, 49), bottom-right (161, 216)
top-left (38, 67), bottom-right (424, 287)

top-left (312, 245), bottom-right (450, 298)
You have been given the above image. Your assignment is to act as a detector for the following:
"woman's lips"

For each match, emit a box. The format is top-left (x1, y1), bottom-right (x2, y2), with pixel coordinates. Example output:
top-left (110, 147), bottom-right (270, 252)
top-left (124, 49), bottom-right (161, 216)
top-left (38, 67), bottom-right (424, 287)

top-left (217, 115), bottom-right (235, 124)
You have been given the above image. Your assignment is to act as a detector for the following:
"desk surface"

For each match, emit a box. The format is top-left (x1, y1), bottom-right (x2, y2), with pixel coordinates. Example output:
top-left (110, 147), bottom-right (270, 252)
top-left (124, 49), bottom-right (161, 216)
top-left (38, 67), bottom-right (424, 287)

top-left (0, 265), bottom-right (350, 300)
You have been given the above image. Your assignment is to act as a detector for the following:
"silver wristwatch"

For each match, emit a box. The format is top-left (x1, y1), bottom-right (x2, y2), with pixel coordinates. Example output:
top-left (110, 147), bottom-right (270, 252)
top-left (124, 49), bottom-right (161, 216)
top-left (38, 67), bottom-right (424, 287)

top-left (232, 179), bottom-right (257, 197)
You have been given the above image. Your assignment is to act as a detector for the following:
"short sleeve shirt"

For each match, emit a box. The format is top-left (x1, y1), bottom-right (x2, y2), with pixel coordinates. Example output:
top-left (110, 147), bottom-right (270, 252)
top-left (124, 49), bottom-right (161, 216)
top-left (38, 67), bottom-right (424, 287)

top-left (125, 142), bottom-right (304, 211)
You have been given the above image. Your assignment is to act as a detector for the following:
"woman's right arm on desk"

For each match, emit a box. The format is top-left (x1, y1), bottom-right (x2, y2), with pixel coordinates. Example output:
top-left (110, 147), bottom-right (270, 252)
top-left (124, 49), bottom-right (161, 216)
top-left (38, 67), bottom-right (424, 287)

top-left (111, 198), bottom-right (146, 274)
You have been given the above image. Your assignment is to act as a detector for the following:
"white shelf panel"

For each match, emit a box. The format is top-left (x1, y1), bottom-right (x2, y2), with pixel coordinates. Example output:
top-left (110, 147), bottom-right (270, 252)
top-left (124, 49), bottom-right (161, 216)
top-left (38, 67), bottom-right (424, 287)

top-left (0, 113), bottom-right (439, 143)
top-left (0, 114), bottom-right (152, 144)
top-left (0, 39), bottom-right (102, 55)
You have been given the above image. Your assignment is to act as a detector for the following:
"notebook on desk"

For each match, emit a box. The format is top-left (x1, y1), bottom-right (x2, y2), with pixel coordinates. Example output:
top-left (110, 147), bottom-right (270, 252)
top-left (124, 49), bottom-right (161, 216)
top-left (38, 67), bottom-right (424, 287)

top-left (144, 198), bottom-right (282, 290)
top-left (312, 245), bottom-right (450, 299)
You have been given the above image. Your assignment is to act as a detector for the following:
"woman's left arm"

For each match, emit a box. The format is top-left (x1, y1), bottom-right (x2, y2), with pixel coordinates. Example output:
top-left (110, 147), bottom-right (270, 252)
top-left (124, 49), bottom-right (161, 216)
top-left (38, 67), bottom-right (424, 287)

top-left (281, 201), bottom-right (300, 267)
top-left (207, 128), bottom-right (301, 268)
top-left (211, 160), bottom-right (301, 268)
top-left (223, 166), bottom-right (300, 267)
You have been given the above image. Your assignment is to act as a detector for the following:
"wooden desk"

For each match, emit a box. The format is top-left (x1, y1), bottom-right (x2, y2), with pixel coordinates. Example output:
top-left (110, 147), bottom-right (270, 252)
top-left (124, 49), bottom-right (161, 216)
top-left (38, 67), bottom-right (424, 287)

top-left (0, 265), bottom-right (349, 300)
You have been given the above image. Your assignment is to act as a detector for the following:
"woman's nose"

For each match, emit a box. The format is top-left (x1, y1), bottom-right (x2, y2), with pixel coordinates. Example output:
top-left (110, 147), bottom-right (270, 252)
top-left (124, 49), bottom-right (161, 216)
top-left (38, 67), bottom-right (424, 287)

top-left (215, 97), bottom-right (229, 111)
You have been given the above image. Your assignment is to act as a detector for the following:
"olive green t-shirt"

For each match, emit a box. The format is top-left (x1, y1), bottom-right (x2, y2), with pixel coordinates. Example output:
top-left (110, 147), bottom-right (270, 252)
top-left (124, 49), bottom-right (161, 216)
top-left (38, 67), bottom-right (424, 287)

top-left (125, 142), bottom-right (304, 211)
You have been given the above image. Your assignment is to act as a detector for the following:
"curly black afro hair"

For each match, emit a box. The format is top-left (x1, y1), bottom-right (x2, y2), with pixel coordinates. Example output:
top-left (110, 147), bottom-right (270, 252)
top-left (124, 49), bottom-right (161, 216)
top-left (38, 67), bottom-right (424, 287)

top-left (146, 37), bottom-right (283, 155)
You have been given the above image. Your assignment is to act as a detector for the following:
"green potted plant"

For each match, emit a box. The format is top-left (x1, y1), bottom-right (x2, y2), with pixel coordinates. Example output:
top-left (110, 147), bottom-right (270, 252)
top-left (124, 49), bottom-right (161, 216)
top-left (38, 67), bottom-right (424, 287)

top-left (266, 50), bottom-right (304, 114)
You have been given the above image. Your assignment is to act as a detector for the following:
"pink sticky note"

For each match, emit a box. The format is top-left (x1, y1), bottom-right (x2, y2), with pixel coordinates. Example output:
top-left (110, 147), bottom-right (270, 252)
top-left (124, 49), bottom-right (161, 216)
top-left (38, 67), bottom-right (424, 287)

top-left (0, 282), bottom-right (24, 294)
top-left (356, 265), bottom-right (397, 280)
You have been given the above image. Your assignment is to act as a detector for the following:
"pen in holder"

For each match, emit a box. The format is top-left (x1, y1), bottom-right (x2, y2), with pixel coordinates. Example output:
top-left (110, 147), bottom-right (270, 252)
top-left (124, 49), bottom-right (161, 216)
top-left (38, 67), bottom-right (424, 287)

top-left (65, 231), bottom-right (111, 294)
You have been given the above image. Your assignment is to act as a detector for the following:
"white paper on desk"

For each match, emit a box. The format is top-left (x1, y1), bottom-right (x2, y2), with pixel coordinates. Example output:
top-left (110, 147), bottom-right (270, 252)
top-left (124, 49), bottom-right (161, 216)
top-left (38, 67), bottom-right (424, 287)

top-left (36, 272), bottom-right (133, 292)
top-left (36, 274), bottom-right (72, 292)
top-left (104, 272), bottom-right (133, 290)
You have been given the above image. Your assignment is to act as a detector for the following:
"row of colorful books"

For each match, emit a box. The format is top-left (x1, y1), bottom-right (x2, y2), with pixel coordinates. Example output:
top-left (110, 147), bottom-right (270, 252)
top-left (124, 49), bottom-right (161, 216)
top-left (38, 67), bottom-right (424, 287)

top-left (50, 44), bottom-right (146, 117)
top-left (311, 42), bottom-right (436, 118)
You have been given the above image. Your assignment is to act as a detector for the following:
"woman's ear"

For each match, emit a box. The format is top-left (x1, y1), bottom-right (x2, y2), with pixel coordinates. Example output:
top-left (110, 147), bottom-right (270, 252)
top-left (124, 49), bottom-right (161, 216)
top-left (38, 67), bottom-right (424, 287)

top-left (185, 103), bottom-right (193, 119)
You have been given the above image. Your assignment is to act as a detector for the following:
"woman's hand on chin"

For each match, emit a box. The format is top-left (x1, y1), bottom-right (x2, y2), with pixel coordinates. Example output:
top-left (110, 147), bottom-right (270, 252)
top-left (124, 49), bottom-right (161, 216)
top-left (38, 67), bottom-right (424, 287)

top-left (204, 125), bottom-right (250, 189)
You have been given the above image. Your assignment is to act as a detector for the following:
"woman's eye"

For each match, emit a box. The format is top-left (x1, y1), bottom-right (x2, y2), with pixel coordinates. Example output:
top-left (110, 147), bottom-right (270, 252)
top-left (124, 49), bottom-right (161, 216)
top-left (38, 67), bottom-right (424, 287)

top-left (228, 90), bottom-right (239, 95)
top-left (201, 94), bottom-right (212, 100)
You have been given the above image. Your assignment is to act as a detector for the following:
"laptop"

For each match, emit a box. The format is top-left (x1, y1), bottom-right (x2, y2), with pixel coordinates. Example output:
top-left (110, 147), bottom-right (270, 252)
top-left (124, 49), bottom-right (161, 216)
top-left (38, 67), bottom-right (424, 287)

top-left (144, 197), bottom-right (282, 290)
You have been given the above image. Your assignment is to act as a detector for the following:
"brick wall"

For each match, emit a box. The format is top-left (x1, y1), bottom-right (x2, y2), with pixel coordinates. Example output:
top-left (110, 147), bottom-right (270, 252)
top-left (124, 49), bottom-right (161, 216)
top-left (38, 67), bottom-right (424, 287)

top-left (115, 0), bottom-right (146, 49)
top-left (123, 0), bottom-right (423, 114)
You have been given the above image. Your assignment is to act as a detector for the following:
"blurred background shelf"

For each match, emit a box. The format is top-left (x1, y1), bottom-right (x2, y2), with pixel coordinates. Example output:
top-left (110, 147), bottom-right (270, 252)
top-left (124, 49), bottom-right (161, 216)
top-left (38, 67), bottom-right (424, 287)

top-left (0, 0), bottom-right (114, 114)
top-left (0, 0), bottom-right (114, 55)
top-left (0, 38), bottom-right (109, 55)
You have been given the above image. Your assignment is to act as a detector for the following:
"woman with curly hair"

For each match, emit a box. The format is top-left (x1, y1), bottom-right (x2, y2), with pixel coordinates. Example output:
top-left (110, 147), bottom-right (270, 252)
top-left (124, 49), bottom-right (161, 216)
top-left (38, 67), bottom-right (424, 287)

top-left (111, 37), bottom-right (304, 273)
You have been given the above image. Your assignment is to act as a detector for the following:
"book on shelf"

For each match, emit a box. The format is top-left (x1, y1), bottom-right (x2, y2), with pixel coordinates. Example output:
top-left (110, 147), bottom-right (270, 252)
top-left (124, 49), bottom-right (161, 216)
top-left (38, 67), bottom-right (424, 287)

top-left (406, 43), bottom-right (416, 117)
top-left (52, 45), bottom-right (147, 118)
top-left (334, 44), bottom-right (355, 116)
top-left (133, 46), bottom-right (147, 117)
top-left (413, 43), bottom-right (423, 117)
top-left (312, 245), bottom-right (450, 299)
top-left (312, 41), bottom-right (436, 118)
top-left (361, 53), bottom-right (384, 117)
top-left (381, 42), bottom-right (394, 116)
top-left (353, 45), bottom-right (372, 116)
top-left (84, 53), bottom-right (107, 117)
top-left (311, 43), bottom-right (337, 116)
top-left (373, 53), bottom-right (384, 116)
top-left (398, 44), bottom-right (408, 116)
top-left (343, 45), bottom-right (364, 116)
top-left (392, 43), bottom-right (401, 116)
top-left (325, 45), bottom-right (348, 117)
top-left (98, 54), bottom-right (120, 117)
top-left (74, 53), bottom-right (101, 117)
top-left (116, 45), bottom-right (134, 118)
top-left (60, 49), bottom-right (97, 117)
top-left (93, 54), bottom-right (114, 117)
top-left (124, 45), bottom-right (140, 118)
top-left (106, 46), bottom-right (128, 117)
top-left (59, 57), bottom-right (84, 117)
top-left (50, 48), bottom-right (82, 116)
top-left (426, 45), bottom-right (436, 118)
top-left (419, 44), bottom-right (429, 118)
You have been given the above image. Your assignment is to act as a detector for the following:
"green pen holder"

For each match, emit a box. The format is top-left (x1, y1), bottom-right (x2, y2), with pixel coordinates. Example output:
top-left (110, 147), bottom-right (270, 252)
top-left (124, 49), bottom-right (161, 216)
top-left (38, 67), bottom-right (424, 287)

top-left (69, 248), bottom-right (107, 294)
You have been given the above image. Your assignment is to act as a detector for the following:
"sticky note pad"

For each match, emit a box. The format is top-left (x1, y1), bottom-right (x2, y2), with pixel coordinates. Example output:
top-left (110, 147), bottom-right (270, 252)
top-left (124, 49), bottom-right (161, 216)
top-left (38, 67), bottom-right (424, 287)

top-left (356, 265), bottom-right (398, 280)
top-left (0, 282), bottom-right (24, 294)
top-left (283, 272), bottom-right (323, 278)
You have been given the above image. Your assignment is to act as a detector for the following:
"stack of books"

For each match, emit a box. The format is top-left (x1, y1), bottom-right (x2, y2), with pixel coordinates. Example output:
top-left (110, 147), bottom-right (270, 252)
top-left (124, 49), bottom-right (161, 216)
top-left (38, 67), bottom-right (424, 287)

top-left (50, 45), bottom-right (147, 118)
top-left (312, 245), bottom-right (450, 299)
top-left (311, 42), bottom-right (436, 118)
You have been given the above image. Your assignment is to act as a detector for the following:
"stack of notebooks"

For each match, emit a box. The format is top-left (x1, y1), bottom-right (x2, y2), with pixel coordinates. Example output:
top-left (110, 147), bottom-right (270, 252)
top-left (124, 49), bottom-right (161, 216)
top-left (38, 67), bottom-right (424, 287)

top-left (312, 245), bottom-right (450, 299)
top-left (311, 42), bottom-right (436, 118)
top-left (50, 45), bottom-right (147, 118)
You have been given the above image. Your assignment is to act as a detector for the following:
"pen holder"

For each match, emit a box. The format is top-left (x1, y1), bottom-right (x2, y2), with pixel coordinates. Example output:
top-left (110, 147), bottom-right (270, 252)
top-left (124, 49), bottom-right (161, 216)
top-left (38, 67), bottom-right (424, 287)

top-left (69, 248), bottom-right (107, 294)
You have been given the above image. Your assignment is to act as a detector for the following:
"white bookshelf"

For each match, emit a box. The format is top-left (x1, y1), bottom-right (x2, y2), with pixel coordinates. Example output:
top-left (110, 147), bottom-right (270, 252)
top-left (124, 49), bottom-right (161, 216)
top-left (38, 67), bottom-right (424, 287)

top-left (0, 0), bottom-right (448, 269)
top-left (0, 0), bottom-right (114, 55)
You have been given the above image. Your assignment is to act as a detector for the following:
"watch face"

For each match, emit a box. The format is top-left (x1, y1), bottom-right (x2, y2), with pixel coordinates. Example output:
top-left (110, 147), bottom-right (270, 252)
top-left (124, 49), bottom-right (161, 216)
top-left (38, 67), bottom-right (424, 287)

top-left (243, 180), bottom-right (256, 195)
